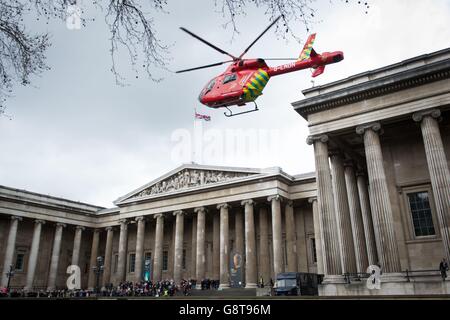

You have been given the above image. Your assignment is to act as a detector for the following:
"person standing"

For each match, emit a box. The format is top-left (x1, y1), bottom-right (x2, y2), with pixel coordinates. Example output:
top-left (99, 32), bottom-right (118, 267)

top-left (439, 258), bottom-right (449, 281)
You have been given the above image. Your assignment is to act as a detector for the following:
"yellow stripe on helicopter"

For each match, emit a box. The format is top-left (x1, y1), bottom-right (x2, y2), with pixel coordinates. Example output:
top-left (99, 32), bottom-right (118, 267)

top-left (243, 69), bottom-right (271, 102)
top-left (299, 33), bottom-right (317, 61)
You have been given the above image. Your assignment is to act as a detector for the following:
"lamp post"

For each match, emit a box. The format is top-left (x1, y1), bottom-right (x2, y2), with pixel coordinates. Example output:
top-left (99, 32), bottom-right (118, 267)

top-left (6, 265), bottom-right (14, 296)
top-left (92, 256), bottom-right (104, 296)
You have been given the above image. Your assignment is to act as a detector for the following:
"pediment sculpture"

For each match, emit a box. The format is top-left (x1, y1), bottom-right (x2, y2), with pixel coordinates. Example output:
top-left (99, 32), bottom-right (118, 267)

top-left (132, 169), bottom-right (254, 198)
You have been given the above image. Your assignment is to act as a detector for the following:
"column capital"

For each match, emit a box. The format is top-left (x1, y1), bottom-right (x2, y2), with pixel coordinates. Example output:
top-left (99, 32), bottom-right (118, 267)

top-left (135, 216), bottom-right (145, 222)
top-left (356, 122), bottom-right (382, 135)
top-left (154, 213), bottom-right (164, 220)
top-left (11, 215), bottom-right (23, 221)
top-left (241, 199), bottom-right (254, 206)
top-left (306, 134), bottom-right (329, 145)
top-left (267, 194), bottom-right (283, 202)
top-left (216, 203), bottom-right (230, 210)
top-left (194, 206), bottom-right (207, 214)
top-left (286, 200), bottom-right (294, 207)
top-left (75, 225), bottom-right (85, 231)
top-left (105, 226), bottom-right (114, 232)
top-left (118, 219), bottom-right (128, 225)
top-left (55, 222), bottom-right (66, 228)
top-left (35, 219), bottom-right (46, 225)
top-left (412, 109), bottom-right (441, 123)
top-left (92, 228), bottom-right (101, 234)
top-left (308, 197), bottom-right (317, 204)
top-left (173, 210), bottom-right (185, 217)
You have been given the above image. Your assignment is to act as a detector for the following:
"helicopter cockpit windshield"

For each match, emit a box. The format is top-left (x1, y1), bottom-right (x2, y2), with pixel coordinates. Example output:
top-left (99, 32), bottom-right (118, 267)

top-left (223, 73), bottom-right (237, 84)
top-left (206, 79), bottom-right (215, 92)
top-left (199, 78), bottom-right (216, 101)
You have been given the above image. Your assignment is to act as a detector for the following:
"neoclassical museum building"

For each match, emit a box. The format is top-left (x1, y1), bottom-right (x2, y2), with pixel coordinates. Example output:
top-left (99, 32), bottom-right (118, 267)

top-left (1, 48), bottom-right (450, 296)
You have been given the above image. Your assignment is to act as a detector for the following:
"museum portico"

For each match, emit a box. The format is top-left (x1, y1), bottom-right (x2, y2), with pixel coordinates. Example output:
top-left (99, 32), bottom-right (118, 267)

top-left (0, 164), bottom-right (319, 292)
top-left (1, 48), bottom-right (450, 296)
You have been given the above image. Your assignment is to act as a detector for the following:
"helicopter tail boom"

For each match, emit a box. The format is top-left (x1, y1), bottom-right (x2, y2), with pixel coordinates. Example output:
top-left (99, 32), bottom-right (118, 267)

top-left (266, 51), bottom-right (344, 77)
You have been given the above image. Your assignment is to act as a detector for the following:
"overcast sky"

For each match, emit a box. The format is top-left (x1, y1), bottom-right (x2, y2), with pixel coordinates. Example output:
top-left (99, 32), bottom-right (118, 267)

top-left (1, 0), bottom-right (450, 208)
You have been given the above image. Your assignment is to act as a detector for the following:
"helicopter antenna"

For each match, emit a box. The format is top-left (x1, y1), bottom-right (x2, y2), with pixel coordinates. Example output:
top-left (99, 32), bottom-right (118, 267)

top-left (238, 15), bottom-right (281, 60)
top-left (180, 27), bottom-right (238, 61)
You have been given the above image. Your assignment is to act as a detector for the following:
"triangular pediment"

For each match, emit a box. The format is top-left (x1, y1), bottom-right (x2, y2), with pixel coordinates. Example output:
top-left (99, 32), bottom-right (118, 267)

top-left (115, 164), bottom-right (263, 204)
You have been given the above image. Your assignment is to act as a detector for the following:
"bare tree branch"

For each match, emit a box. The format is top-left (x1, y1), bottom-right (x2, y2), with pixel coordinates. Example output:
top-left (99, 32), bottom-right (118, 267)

top-left (0, 0), bottom-right (51, 115)
top-left (105, 0), bottom-right (169, 85)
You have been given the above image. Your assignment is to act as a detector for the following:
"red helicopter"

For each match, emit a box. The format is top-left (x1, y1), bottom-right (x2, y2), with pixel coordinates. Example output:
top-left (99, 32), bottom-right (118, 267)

top-left (177, 16), bottom-right (344, 117)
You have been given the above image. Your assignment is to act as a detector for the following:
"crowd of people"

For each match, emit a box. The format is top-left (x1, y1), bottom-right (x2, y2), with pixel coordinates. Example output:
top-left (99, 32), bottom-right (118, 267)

top-left (1, 260), bottom-right (448, 298)
top-left (102, 279), bottom-right (198, 297)
top-left (0, 278), bottom-right (221, 298)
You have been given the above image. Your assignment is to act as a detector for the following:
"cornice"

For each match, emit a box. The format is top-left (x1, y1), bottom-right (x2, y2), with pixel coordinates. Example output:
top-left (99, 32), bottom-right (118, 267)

top-left (293, 58), bottom-right (450, 119)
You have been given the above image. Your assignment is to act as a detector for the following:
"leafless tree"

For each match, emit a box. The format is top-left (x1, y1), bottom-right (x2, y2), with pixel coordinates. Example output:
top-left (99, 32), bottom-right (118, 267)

top-left (0, 0), bottom-right (369, 115)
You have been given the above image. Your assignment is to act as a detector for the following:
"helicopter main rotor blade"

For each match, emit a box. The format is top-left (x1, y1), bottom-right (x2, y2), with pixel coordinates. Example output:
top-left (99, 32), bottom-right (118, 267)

top-left (263, 58), bottom-right (298, 61)
top-left (238, 15), bottom-right (281, 59)
top-left (176, 61), bottom-right (233, 73)
top-left (180, 27), bottom-right (237, 61)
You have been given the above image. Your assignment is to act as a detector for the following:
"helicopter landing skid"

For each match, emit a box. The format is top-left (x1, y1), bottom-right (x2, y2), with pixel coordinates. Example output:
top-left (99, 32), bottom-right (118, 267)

top-left (224, 102), bottom-right (259, 117)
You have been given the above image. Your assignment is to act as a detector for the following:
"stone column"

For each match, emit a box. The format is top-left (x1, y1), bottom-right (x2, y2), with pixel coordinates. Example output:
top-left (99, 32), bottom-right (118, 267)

top-left (356, 123), bottom-right (401, 273)
top-left (195, 207), bottom-right (206, 288)
top-left (235, 208), bottom-right (245, 255)
top-left (212, 211), bottom-right (220, 281)
top-left (191, 215), bottom-right (197, 279)
top-left (102, 226), bottom-right (114, 289)
top-left (306, 135), bottom-right (342, 277)
top-left (258, 206), bottom-right (270, 284)
top-left (268, 195), bottom-right (283, 276)
top-left (309, 198), bottom-right (324, 275)
top-left (173, 211), bottom-right (185, 284)
top-left (344, 161), bottom-right (369, 273)
top-left (356, 172), bottom-right (378, 266)
top-left (242, 199), bottom-right (257, 288)
top-left (234, 207), bottom-right (245, 285)
top-left (218, 203), bottom-right (230, 289)
top-left (71, 226), bottom-right (85, 267)
top-left (285, 201), bottom-right (297, 272)
top-left (87, 229), bottom-right (100, 290)
top-left (134, 216), bottom-right (146, 283)
top-left (1, 216), bottom-right (22, 287)
top-left (413, 109), bottom-right (450, 262)
top-left (329, 151), bottom-right (357, 274)
top-left (47, 223), bottom-right (66, 291)
top-left (24, 219), bottom-right (45, 291)
top-left (153, 214), bottom-right (164, 281)
top-left (117, 219), bottom-right (129, 283)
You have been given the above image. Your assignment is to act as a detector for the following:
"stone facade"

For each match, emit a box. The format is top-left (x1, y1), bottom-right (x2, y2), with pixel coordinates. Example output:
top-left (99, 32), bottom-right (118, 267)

top-left (1, 49), bottom-right (450, 296)
top-left (293, 47), bottom-right (450, 295)
top-left (0, 165), bottom-right (318, 291)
